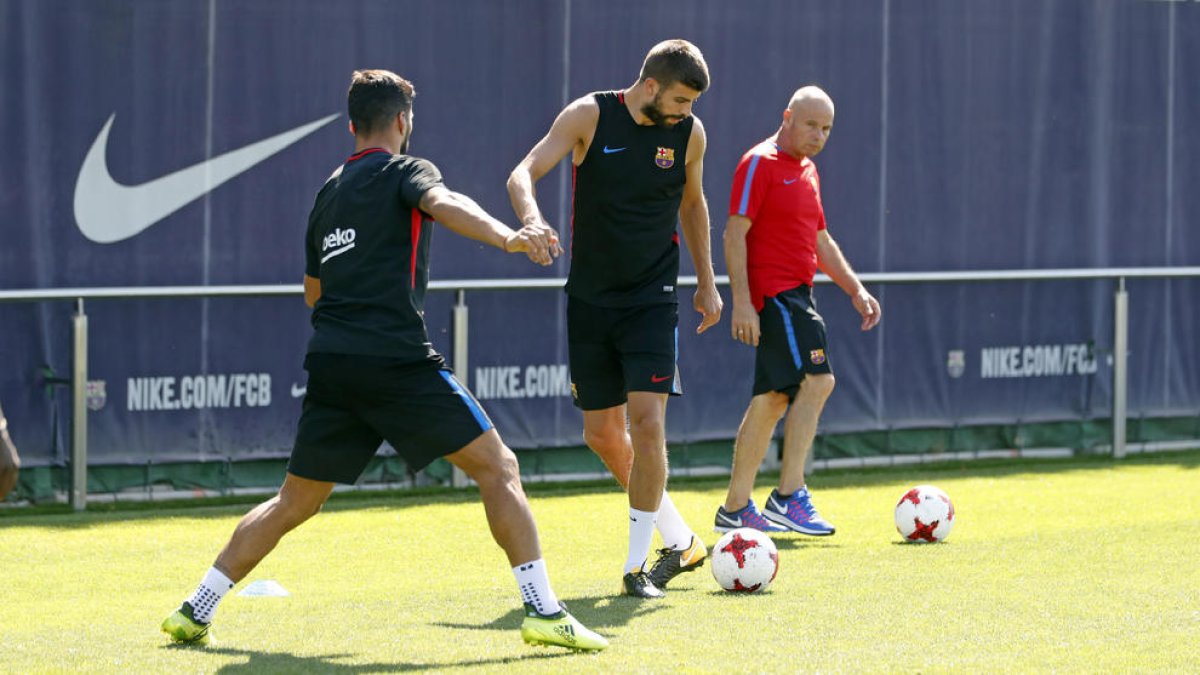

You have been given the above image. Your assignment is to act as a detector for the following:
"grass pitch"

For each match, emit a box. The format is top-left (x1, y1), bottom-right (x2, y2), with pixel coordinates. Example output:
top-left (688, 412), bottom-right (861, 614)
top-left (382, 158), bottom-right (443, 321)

top-left (1, 450), bottom-right (1198, 673)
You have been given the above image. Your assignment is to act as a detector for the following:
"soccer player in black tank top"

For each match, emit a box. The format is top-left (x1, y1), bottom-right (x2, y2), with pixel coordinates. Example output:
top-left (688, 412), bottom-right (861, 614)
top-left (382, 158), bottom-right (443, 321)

top-left (162, 69), bottom-right (606, 652)
top-left (509, 40), bottom-right (723, 598)
top-left (567, 91), bottom-right (692, 307)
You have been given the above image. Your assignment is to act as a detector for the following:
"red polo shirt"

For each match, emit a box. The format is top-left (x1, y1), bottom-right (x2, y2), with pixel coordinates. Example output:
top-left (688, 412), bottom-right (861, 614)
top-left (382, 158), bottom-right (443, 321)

top-left (728, 139), bottom-right (826, 312)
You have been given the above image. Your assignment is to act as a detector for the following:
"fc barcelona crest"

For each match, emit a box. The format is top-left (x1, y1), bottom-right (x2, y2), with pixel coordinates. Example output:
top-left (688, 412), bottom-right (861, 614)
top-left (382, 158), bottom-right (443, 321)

top-left (947, 350), bottom-right (965, 378)
top-left (86, 380), bottom-right (107, 411)
top-left (809, 349), bottom-right (827, 365)
top-left (655, 147), bottom-right (675, 169)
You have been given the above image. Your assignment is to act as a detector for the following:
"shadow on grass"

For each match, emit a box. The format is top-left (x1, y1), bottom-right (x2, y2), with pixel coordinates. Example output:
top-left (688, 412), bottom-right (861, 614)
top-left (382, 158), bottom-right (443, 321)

top-left (433, 593), bottom-right (664, 635)
top-left (772, 537), bottom-right (841, 552)
top-left (167, 644), bottom-right (575, 672)
top-left (701, 586), bottom-right (787, 598)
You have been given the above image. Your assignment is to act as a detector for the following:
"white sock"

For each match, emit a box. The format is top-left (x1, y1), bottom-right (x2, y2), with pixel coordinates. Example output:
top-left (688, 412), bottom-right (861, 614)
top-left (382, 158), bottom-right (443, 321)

top-left (655, 491), bottom-right (695, 551)
top-left (625, 507), bottom-right (658, 574)
top-left (512, 559), bottom-right (560, 616)
top-left (186, 567), bottom-right (234, 624)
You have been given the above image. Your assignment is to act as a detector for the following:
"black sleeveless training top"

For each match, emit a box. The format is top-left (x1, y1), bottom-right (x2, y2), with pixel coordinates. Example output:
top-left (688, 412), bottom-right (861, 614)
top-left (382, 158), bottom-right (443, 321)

top-left (566, 91), bottom-right (694, 307)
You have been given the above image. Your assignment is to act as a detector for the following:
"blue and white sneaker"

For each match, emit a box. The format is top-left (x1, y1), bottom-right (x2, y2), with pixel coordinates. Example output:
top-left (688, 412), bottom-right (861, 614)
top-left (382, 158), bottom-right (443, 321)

top-left (763, 487), bottom-right (836, 536)
top-left (714, 499), bottom-right (788, 534)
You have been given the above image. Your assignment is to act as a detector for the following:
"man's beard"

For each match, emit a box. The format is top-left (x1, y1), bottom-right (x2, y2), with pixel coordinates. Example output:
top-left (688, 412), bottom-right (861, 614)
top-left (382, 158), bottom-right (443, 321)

top-left (640, 92), bottom-right (685, 128)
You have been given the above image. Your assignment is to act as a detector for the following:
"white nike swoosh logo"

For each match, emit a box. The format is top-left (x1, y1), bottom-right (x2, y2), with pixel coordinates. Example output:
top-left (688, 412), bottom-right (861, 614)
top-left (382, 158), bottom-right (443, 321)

top-left (290, 384), bottom-right (307, 398)
top-left (74, 112), bottom-right (340, 243)
top-left (783, 178), bottom-right (798, 185)
top-left (716, 512), bottom-right (742, 527)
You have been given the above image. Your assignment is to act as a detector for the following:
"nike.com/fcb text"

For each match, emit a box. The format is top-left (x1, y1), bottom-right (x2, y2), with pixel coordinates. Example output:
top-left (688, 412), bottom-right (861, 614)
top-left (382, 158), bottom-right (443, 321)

top-left (127, 373), bottom-right (272, 411)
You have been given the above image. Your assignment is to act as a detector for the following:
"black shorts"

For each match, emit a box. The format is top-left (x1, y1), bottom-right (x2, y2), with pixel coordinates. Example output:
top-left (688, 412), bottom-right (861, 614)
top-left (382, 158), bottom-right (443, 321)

top-left (567, 297), bottom-right (681, 411)
top-left (754, 285), bottom-right (833, 401)
top-left (289, 353), bottom-right (493, 484)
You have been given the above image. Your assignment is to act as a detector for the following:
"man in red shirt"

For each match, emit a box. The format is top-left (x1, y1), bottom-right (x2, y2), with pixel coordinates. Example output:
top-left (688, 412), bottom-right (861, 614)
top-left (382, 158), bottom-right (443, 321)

top-left (716, 86), bottom-right (881, 535)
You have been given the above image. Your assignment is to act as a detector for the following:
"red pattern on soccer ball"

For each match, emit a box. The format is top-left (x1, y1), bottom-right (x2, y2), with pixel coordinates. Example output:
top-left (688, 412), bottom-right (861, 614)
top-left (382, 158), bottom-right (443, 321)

top-left (898, 488), bottom-right (921, 507)
top-left (907, 518), bottom-right (940, 542)
top-left (720, 533), bottom-right (760, 568)
top-left (732, 578), bottom-right (762, 593)
top-left (941, 494), bottom-right (955, 521)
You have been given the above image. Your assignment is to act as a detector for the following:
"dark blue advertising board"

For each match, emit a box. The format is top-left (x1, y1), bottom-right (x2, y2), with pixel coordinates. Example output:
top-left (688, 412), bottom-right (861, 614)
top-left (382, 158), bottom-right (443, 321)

top-left (2, 0), bottom-right (1197, 471)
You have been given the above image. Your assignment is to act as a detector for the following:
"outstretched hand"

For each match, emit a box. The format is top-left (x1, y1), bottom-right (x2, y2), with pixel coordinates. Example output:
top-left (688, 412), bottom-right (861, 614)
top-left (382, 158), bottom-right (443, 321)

top-left (505, 220), bottom-right (563, 266)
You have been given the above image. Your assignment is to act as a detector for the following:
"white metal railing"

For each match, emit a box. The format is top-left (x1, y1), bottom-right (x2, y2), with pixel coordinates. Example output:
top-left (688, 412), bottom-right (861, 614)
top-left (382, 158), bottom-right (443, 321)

top-left (3, 266), bottom-right (1199, 510)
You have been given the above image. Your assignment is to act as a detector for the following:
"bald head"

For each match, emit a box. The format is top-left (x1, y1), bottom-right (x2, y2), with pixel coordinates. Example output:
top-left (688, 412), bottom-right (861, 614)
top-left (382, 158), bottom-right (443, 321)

top-left (778, 86), bottom-right (835, 158)
top-left (789, 86), bottom-right (834, 116)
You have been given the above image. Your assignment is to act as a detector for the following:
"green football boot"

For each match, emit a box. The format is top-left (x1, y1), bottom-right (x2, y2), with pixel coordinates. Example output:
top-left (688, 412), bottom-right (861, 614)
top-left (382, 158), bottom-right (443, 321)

top-left (520, 603), bottom-right (608, 652)
top-left (161, 602), bottom-right (213, 646)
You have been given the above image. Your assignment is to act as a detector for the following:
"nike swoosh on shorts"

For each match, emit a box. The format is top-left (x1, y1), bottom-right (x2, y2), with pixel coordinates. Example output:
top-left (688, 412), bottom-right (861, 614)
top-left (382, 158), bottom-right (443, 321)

top-left (74, 112), bottom-right (340, 243)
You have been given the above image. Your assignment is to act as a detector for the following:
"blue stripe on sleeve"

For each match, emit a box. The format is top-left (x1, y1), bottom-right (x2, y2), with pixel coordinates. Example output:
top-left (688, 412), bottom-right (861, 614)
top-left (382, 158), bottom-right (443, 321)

top-left (736, 154), bottom-right (762, 215)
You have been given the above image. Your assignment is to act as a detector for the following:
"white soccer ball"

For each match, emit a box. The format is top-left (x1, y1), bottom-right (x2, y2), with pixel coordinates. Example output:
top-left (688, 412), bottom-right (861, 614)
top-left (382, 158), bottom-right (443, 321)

top-left (894, 485), bottom-right (955, 543)
top-left (710, 527), bottom-right (779, 593)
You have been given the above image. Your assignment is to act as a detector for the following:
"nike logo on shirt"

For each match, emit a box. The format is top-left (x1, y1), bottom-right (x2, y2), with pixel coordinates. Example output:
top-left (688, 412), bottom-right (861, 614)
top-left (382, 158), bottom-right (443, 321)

top-left (74, 112), bottom-right (340, 243)
top-left (783, 178), bottom-right (798, 185)
top-left (650, 374), bottom-right (671, 383)
top-left (602, 145), bottom-right (627, 154)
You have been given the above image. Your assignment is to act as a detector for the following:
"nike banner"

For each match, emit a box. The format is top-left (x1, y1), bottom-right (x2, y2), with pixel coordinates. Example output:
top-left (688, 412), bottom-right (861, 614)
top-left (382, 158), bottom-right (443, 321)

top-left (1, 0), bottom-right (1197, 473)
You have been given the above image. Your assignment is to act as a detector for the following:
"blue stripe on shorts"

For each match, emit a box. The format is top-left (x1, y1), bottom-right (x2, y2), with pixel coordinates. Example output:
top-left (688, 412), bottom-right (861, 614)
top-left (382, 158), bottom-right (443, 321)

top-left (771, 297), bottom-right (803, 369)
top-left (439, 370), bottom-right (493, 432)
top-left (671, 326), bottom-right (681, 394)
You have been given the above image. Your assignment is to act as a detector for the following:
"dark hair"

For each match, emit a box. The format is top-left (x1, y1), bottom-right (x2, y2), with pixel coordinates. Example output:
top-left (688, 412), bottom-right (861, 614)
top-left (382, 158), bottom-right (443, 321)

top-left (638, 39), bottom-right (709, 93)
top-left (347, 69), bottom-right (415, 135)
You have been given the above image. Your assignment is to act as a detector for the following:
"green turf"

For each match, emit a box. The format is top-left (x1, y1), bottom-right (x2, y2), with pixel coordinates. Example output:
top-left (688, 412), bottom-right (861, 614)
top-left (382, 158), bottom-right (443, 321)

top-left (1, 451), bottom-right (1197, 673)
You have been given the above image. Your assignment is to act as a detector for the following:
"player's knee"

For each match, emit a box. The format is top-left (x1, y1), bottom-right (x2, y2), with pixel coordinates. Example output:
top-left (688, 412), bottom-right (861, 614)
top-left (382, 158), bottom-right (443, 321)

top-left (627, 412), bottom-right (664, 438)
top-left (627, 418), bottom-right (665, 454)
top-left (802, 373), bottom-right (836, 401)
top-left (492, 446), bottom-right (522, 486)
top-left (469, 443), bottom-right (522, 490)
top-left (753, 391), bottom-right (790, 419)
top-left (277, 493), bottom-right (325, 527)
top-left (583, 424), bottom-right (626, 454)
top-left (627, 402), bottom-right (664, 434)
